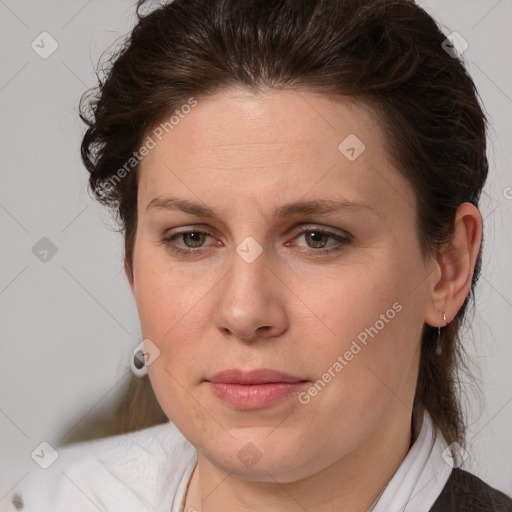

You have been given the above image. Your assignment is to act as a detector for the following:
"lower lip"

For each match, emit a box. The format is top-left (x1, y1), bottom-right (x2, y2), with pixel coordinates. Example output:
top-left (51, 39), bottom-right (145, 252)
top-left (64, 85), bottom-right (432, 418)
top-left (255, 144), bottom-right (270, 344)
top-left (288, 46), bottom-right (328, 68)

top-left (207, 382), bottom-right (307, 410)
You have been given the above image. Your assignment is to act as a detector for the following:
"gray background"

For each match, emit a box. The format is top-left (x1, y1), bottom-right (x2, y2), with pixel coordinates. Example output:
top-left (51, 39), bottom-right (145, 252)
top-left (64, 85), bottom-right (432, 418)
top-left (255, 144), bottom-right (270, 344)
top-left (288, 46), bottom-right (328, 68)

top-left (1, 0), bottom-right (511, 502)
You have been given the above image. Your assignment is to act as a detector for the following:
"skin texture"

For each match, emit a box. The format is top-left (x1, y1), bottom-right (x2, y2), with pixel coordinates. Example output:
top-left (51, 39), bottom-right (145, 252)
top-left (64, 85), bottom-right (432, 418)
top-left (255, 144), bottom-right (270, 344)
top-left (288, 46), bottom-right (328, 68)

top-left (125, 88), bottom-right (482, 512)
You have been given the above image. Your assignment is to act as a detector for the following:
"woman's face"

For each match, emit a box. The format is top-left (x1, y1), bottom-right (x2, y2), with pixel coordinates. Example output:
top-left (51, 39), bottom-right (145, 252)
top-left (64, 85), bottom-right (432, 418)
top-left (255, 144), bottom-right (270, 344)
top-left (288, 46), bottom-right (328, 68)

top-left (128, 88), bottom-right (437, 482)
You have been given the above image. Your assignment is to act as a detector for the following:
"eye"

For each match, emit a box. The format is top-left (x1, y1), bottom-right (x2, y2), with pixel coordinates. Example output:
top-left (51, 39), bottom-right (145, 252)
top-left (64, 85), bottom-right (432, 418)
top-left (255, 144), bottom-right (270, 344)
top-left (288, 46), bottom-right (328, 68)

top-left (287, 226), bottom-right (352, 256)
top-left (161, 228), bottom-right (217, 255)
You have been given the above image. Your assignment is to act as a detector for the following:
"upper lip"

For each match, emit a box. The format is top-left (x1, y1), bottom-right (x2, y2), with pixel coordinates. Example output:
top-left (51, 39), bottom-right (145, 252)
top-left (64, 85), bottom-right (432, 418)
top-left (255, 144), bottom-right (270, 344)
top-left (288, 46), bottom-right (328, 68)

top-left (207, 368), bottom-right (306, 385)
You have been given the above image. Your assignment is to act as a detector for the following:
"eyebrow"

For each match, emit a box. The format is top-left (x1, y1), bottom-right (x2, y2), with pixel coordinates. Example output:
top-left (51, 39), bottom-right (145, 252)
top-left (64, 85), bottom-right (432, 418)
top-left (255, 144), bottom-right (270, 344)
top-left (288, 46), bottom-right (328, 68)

top-left (146, 195), bottom-right (375, 220)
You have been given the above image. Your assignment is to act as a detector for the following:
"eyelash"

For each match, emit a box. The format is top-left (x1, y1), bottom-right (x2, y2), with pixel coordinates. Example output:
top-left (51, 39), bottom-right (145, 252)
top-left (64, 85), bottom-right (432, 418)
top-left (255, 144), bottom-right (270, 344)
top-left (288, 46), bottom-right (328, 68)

top-left (160, 226), bottom-right (352, 257)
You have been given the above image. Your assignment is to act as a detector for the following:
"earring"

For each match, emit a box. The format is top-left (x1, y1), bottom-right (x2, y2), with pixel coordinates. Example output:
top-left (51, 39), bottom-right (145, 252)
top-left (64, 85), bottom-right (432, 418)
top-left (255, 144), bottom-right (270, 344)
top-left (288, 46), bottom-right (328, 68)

top-left (131, 347), bottom-right (148, 377)
top-left (436, 312), bottom-right (447, 355)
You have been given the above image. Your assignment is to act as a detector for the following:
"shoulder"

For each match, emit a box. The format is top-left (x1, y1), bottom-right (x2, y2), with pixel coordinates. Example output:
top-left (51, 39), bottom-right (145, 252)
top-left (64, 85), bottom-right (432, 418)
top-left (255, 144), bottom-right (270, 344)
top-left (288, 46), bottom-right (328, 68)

top-left (429, 468), bottom-right (512, 512)
top-left (3, 421), bottom-right (196, 512)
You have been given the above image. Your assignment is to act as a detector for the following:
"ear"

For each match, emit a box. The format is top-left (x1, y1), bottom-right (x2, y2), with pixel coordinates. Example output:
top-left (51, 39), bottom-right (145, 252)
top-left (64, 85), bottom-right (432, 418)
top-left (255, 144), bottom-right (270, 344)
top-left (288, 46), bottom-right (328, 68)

top-left (424, 202), bottom-right (483, 327)
top-left (124, 257), bottom-right (135, 295)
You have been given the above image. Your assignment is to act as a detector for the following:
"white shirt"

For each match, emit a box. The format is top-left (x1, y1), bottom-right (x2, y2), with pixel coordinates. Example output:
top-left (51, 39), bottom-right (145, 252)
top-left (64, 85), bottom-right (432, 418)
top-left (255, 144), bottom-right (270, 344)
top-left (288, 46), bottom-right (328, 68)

top-left (2, 410), bottom-right (452, 512)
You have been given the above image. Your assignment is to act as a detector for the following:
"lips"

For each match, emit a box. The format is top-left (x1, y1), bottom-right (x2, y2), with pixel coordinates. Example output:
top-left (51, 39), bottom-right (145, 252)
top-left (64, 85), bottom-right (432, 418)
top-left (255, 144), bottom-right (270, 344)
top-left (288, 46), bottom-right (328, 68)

top-left (207, 368), bottom-right (306, 385)
top-left (206, 368), bottom-right (309, 410)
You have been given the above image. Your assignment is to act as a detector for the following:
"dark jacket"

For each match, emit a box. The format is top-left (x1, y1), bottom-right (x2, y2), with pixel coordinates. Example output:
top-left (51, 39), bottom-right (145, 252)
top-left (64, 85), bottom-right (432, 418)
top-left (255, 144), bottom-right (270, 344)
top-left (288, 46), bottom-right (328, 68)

top-left (429, 468), bottom-right (512, 511)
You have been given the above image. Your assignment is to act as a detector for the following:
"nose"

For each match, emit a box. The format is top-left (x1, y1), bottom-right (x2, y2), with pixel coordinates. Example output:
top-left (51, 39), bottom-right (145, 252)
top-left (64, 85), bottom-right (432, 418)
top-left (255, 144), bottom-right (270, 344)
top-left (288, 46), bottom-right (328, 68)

top-left (214, 249), bottom-right (289, 343)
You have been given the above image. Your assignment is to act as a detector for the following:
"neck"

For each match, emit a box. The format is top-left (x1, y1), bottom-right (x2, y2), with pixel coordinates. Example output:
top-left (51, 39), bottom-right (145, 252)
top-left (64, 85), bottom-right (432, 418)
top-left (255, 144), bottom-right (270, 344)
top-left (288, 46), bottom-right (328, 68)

top-left (184, 404), bottom-right (414, 512)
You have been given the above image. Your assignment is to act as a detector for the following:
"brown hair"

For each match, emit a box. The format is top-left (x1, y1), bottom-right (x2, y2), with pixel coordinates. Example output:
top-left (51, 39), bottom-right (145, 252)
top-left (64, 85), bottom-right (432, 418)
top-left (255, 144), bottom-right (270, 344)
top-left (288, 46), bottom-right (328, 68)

top-left (68, 0), bottom-right (488, 448)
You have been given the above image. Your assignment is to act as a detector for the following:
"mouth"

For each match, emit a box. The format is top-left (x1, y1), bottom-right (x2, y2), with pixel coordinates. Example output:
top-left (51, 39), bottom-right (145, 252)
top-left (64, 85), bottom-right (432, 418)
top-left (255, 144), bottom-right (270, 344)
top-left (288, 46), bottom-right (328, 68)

top-left (205, 368), bottom-right (309, 410)
top-left (207, 368), bottom-right (306, 385)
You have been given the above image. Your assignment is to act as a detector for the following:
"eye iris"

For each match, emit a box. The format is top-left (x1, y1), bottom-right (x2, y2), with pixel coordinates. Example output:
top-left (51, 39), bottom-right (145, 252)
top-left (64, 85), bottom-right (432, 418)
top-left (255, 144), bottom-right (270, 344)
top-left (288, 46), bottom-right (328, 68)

top-left (306, 231), bottom-right (328, 248)
top-left (184, 232), bottom-right (206, 247)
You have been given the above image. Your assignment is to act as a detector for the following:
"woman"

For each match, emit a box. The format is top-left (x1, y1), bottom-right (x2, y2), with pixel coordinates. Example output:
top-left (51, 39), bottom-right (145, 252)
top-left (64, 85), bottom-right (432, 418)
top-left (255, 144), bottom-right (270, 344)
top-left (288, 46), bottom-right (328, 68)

top-left (6, 0), bottom-right (512, 511)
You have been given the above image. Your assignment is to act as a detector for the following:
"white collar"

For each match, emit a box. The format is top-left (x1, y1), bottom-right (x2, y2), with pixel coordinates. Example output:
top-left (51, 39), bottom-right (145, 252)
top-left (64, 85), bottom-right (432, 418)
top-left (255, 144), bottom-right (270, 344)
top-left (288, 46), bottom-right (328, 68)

top-left (373, 409), bottom-right (452, 512)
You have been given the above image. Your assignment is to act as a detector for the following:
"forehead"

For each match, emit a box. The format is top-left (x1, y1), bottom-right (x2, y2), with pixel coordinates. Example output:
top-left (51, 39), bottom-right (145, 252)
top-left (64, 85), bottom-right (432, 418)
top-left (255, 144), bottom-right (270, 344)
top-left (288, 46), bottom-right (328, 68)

top-left (144, 88), bottom-right (380, 160)
top-left (137, 88), bottom-right (415, 221)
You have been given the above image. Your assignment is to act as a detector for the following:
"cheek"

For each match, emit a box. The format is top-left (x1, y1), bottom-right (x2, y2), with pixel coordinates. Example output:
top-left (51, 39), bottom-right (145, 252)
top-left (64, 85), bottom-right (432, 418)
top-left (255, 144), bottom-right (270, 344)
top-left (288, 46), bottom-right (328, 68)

top-left (305, 265), bottom-right (400, 345)
top-left (135, 277), bottom-right (206, 374)
top-left (132, 245), bottom-right (201, 336)
top-left (132, 249), bottom-right (217, 367)
top-left (300, 255), bottom-right (423, 397)
top-left (136, 269), bottom-right (209, 422)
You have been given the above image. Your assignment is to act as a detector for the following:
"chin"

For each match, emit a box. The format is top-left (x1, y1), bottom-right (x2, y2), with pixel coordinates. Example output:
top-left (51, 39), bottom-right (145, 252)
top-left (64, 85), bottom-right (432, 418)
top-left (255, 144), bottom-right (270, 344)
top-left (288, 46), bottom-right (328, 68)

top-left (199, 432), bottom-right (317, 483)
